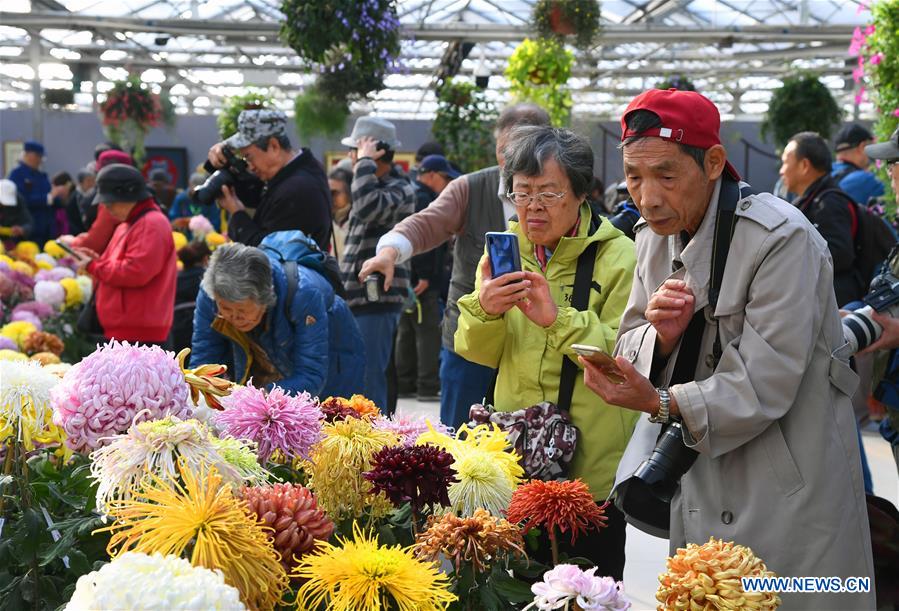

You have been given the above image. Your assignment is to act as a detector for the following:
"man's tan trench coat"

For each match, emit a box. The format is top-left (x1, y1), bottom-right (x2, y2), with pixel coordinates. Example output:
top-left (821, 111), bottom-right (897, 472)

top-left (613, 179), bottom-right (876, 610)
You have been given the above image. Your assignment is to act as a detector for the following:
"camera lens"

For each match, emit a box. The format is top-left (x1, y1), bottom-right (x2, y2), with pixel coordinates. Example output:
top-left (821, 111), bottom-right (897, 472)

top-left (191, 169), bottom-right (236, 207)
top-left (841, 305), bottom-right (882, 354)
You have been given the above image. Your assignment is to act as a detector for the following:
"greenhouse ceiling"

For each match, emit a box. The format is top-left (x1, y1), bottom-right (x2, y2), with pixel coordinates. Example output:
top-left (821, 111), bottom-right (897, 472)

top-left (0, 0), bottom-right (872, 121)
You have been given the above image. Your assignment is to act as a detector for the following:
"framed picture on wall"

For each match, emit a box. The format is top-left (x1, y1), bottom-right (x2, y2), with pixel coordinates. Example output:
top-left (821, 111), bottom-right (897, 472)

top-left (325, 150), bottom-right (418, 174)
top-left (3, 141), bottom-right (23, 176)
top-left (141, 146), bottom-right (189, 189)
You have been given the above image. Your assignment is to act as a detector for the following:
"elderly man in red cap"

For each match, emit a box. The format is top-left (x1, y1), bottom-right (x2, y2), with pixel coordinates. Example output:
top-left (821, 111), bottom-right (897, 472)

top-left (583, 89), bottom-right (875, 610)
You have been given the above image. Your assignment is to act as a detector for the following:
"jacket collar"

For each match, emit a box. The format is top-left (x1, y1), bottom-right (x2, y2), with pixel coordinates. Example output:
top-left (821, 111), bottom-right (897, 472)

top-left (794, 173), bottom-right (837, 210)
top-left (266, 148), bottom-right (314, 190)
top-left (672, 176), bottom-right (723, 310)
top-left (124, 198), bottom-right (159, 223)
top-left (510, 202), bottom-right (619, 268)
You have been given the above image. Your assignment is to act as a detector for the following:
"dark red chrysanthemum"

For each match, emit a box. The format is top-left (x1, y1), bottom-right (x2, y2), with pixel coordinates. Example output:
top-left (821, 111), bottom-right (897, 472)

top-left (363, 443), bottom-right (457, 513)
top-left (505, 479), bottom-right (608, 545)
top-left (319, 396), bottom-right (359, 423)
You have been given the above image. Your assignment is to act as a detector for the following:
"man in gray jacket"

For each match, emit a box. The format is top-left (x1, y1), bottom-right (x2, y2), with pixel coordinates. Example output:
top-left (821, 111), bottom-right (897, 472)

top-left (359, 104), bottom-right (550, 428)
top-left (583, 89), bottom-right (875, 610)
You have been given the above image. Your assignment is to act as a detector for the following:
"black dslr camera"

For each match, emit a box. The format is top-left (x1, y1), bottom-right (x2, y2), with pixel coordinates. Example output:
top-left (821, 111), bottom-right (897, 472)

top-left (192, 147), bottom-right (256, 207)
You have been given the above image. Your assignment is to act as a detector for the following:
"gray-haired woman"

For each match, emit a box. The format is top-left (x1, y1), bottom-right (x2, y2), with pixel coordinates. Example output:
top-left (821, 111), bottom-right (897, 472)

top-left (454, 125), bottom-right (637, 579)
top-left (189, 237), bottom-right (365, 397)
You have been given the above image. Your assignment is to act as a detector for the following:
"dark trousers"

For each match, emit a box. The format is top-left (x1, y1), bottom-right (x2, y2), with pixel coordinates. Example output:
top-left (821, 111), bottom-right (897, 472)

top-left (438, 346), bottom-right (494, 429)
top-left (530, 502), bottom-right (627, 581)
top-left (395, 290), bottom-right (442, 396)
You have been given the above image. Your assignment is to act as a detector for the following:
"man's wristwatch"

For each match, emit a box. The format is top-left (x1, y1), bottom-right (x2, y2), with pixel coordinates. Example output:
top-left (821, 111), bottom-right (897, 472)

top-left (649, 387), bottom-right (671, 424)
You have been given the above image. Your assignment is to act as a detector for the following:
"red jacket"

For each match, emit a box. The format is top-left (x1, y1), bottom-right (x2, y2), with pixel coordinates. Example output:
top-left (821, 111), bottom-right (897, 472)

top-left (87, 199), bottom-right (177, 342)
top-left (72, 205), bottom-right (120, 254)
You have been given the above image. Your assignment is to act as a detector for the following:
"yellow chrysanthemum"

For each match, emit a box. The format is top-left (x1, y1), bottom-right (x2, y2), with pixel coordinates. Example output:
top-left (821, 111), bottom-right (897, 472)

top-left (14, 241), bottom-right (40, 259)
top-left (0, 349), bottom-right (27, 362)
top-left (99, 461), bottom-right (289, 611)
top-left (417, 423), bottom-right (523, 517)
top-left (205, 232), bottom-right (227, 250)
top-left (1, 321), bottom-right (37, 350)
top-left (43, 240), bottom-right (67, 258)
top-left (35, 259), bottom-right (53, 270)
top-left (305, 417), bottom-right (399, 521)
top-left (294, 521), bottom-right (456, 611)
top-left (59, 277), bottom-right (83, 308)
top-left (11, 260), bottom-right (34, 277)
top-left (0, 254), bottom-right (13, 265)
top-left (172, 231), bottom-right (188, 251)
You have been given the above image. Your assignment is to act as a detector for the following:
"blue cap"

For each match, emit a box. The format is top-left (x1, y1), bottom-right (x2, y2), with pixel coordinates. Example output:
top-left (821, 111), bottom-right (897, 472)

top-left (418, 154), bottom-right (461, 179)
top-left (23, 141), bottom-right (45, 156)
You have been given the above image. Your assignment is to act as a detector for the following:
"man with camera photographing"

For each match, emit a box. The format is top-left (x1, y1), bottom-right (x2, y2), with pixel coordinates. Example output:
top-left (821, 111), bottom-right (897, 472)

top-left (206, 108), bottom-right (331, 250)
top-left (583, 89), bottom-right (874, 610)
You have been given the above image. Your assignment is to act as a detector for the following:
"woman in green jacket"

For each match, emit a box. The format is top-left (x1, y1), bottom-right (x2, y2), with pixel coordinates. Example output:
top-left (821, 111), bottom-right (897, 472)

top-left (454, 125), bottom-right (638, 579)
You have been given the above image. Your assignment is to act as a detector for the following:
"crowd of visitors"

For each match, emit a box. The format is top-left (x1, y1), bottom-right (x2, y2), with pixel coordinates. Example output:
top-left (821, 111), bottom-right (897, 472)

top-left (6, 88), bottom-right (899, 609)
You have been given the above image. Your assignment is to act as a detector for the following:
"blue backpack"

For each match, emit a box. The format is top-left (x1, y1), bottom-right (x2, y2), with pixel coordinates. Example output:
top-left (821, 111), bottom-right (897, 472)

top-left (259, 231), bottom-right (365, 398)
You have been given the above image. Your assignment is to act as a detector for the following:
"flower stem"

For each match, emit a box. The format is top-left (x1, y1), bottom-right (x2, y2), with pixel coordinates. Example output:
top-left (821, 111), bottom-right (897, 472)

top-left (550, 529), bottom-right (559, 566)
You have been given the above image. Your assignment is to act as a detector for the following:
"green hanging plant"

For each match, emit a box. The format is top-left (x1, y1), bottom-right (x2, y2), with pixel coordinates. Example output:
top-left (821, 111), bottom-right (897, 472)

top-left (217, 91), bottom-right (275, 141)
top-left (279, 0), bottom-right (401, 101)
top-left (505, 38), bottom-right (574, 127)
top-left (432, 79), bottom-right (498, 173)
top-left (294, 84), bottom-right (351, 141)
top-left (655, 74), bottom-right (696, 91)
top-left (99, 76), bottom-right (162, 163)
top-left (532, 0), bottom-right (601, 50)
top-left (760, 72), bottom-right (842, 149)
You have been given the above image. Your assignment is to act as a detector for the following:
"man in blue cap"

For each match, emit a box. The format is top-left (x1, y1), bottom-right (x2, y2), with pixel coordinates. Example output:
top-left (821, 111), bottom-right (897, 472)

top-left (7, 141), bottom-right (54, 244)
top-left (395, 154), bottom-right (459, 401)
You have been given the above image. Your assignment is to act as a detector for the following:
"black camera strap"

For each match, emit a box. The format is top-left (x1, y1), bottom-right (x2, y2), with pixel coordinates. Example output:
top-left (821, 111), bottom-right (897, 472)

top-left (673, 176), bottom-right (745, 383)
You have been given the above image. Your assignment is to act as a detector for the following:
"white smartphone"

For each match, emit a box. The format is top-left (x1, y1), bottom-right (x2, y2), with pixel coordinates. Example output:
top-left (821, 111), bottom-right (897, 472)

top-left (571, 344), bottom-right (626, 384)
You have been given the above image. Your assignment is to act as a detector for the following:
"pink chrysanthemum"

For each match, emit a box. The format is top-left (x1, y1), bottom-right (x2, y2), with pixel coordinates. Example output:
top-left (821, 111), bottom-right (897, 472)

top-left (216, 384), bottom-right (323, 462)
top-left (12, 301), bottom-right (55, 321)
top-left (373, 414), bottom-right (452, 446)
top-left (51, 341), bottom-right (191, 453)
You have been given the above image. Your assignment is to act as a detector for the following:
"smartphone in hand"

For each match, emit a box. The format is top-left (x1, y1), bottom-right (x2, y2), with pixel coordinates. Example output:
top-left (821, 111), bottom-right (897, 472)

top-left (54, 240), bottom-right (80, 258)
top-left (485, 232), bottom-right (522, 278)
top-left (571, 343), bottom-right (626, 384)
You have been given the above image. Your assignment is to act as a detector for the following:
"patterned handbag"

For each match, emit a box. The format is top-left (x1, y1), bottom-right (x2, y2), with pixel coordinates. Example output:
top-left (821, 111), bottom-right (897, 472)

top-left (468, 402), bottom-right (578, 480)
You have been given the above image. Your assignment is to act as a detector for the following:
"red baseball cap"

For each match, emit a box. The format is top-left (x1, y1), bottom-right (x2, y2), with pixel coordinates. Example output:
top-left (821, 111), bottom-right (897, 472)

top-left (620, 88), bottom-right (740, 180)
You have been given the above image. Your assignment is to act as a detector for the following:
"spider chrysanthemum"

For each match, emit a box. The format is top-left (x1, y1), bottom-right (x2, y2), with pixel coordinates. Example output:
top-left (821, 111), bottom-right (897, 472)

top-left (294, 522), bottom-right (456, 611)
top-left (363, 443), bottom-right (457, 513)
top-left (505, 479), bottom-right (607, 545)
top-left (99, 461), bottom-right (289, 611)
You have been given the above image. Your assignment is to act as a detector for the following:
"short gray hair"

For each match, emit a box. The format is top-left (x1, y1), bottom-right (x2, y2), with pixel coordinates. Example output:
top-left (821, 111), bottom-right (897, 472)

top-left (501, 126), bottom-right (594, 198)
top-left (201, 243), bottom-right (276, 307)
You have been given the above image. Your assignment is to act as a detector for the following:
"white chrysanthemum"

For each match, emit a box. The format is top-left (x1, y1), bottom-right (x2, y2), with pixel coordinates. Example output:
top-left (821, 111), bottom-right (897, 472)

top-left (65, 552), bottom-right (246, 611)
top-left (0, 359), bottom-right (60, 441)
top-left (89, 415), bottom-right (269, 511)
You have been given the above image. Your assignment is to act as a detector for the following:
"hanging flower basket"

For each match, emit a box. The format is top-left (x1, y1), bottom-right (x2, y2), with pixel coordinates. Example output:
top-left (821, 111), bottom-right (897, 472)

top-left (533, 0), bottom-right (601, 50)
top-left (99, 76), bottom-right (162, 162)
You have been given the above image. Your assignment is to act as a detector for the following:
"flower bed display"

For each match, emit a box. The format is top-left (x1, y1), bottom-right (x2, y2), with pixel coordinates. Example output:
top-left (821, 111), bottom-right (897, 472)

top-left (0, 340), bottom-right (785, 610)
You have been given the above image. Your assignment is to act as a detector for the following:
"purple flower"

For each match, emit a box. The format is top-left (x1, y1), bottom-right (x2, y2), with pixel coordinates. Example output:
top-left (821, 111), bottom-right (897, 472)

top-left (51, 341), bottom-right (191, 453)
top-left (529, 564), bottom-right (630, 611)
top-left (373, 414), bottom-right (451, 446)
top-left (35, 267), bottom-right (75, 282)
top-left (12, 301), bottom-right (54, 320)
top-left (216, 384), bottom-right (323, 462)
top-left (11, 310), bottom-right (42, 331)
top-left (0, 336), bottom-right (17, 351)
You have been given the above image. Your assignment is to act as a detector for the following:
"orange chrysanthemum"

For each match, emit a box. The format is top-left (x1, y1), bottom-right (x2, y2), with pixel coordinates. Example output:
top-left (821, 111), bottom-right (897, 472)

top-left (414, 508), bottom-right (525, 573)
top-left (505, 479), bottom-right (607, 545)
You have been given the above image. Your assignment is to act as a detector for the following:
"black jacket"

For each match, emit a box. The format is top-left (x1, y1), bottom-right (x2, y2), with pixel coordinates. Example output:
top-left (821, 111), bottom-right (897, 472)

top-left (0, 191), bottom-right (33, 238)
top-left (409, 181), bottom-right (447, 292)
top-left (227, 148), bottom-right (332, 250)
top-left (794, 174), bottom-right (863, 306)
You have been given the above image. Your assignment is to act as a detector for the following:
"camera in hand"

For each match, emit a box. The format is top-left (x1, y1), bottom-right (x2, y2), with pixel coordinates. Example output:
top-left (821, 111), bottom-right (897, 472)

top-left (192, 146), bottom-right (256, 207)
top-left (842, 247), bottom-right (899, 354)
top-left (615, 421), bottom-right (699, 535)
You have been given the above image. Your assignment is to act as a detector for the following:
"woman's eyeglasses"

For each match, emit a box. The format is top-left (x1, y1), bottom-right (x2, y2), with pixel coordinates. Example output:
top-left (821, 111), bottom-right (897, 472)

top-left (506, 191), bottom-right (567, 208)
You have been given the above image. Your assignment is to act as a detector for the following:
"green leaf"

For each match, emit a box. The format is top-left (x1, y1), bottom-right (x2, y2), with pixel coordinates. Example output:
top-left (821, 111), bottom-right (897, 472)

top-left (491, 569), bottom-right (535, 603)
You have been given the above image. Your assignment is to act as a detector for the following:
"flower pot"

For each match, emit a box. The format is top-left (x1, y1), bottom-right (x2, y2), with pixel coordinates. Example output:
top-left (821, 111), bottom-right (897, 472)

top-left (549, 4), bottom-right (577, 36)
